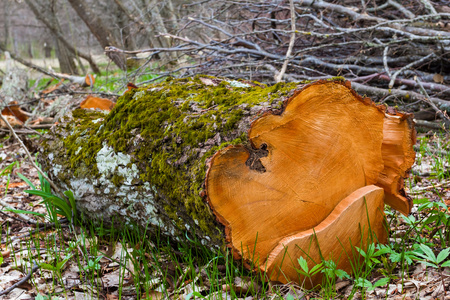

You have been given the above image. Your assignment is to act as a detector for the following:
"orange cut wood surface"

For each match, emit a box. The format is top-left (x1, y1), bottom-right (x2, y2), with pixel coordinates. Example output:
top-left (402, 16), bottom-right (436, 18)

top-left (377, 112), bottom-right (416, 215)
top-left (265, 185), bottom-right (386, 286)
top-left (80, 95), bottom-right (115, 111)
top-left (207, 81), bottom-right (386, 262)
top-left (206, 80), bottom-right (415, 284)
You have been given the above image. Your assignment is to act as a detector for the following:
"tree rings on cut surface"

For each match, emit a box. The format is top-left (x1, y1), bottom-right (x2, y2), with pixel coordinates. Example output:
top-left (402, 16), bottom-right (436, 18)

top-left (206, 80), bottom-right (415, 284)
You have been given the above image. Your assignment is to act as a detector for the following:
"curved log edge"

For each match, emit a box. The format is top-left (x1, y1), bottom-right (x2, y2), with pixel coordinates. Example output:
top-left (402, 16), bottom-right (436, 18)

top-left (266, 185), bottom-right (386, 286)
top-left (377, 111), bottom-right (416, 215)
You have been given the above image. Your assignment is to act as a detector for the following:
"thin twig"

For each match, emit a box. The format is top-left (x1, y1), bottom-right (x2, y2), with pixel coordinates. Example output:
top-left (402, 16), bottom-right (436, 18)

top-left (0, 113), bottom-right (66, 200)
top-left (383, 47), bottom-right (391, 77)
top-left (0, 210), bottom-right (34, 225)
top-left (410, 180), bottom-right (450, 194)
top-left (1, 222), bottom-right (69, 245)
top-left (0, 261), bottom-right (39, 296)
top-left (0, 198), bottom-right (37, 225)
top-left (419, 0), bottom-right (438, 15)
top-left (414, 76), bottom-right (450, 125)
top-left (275, 0), bottom-right (296, 83)
top-left (388, 53), bottom-right (436, 88)
top-left (414, 119), bottom-right (449, 130)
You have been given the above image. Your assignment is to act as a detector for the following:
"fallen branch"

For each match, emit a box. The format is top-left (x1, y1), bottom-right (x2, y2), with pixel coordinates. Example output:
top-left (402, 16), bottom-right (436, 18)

top-left (350, 82), bottom-right (450, 111)
top-left (0, 198), bottom-right (37, 225)
top-left (1, 223), bottom-right (69, 245)
top-left (414, 119), bottom-right (449, 130)
top-left (275, 0), bottom-right (296, 83)
top-left (0, 45), bottom-right (94, 87)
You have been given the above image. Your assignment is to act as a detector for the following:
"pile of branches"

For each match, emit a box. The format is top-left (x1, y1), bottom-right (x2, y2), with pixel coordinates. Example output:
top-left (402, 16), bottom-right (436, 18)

top-left (107, 0), bottom-right (450, 128)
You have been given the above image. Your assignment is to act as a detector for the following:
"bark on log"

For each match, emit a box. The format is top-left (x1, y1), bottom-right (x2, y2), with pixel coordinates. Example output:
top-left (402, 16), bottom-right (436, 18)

top-left (38, 76), bottom-right (416, 285)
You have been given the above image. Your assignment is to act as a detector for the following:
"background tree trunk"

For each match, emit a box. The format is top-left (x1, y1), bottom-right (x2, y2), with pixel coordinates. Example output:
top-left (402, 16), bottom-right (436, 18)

top-left (49, 0), bottom-right (78, 75)
top-left (66, 0), bottom-right (127, 70)
top-left (24, 0), bottom-right (100, 74)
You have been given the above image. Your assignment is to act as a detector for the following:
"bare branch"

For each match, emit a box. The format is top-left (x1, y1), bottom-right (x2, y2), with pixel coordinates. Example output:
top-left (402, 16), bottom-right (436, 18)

top-left (275, 0), bottom-right (296, 83)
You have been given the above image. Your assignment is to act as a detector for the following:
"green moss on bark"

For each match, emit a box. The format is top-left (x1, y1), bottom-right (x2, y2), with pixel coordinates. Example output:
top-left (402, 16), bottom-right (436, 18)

top-left (40, 76), bottom-right (301, 247)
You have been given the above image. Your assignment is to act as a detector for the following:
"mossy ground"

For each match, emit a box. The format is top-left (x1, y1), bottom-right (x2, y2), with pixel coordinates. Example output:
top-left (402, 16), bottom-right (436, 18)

top-left (42, 76), bottom-right (301, 246)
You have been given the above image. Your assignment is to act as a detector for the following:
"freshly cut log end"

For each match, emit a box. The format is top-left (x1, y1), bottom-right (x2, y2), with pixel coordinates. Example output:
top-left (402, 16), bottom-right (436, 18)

top-left (206, 80), bottom-right (414, 283)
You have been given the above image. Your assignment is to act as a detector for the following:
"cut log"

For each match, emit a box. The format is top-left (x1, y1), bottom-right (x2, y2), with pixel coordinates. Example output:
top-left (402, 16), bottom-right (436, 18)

top-left (38, 76), bottom-right (415, 285)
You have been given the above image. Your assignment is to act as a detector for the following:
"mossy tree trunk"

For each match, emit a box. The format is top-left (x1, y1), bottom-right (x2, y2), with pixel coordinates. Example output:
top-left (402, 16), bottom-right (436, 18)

top-left (38, 76), bottom-right (415, 285)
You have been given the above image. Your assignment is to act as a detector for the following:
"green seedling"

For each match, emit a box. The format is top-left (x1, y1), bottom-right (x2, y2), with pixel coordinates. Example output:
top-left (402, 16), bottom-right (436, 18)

top-left (82, 255), bottom-right (103, 274)
top-left (412, 244), bottom-right (450, 268)
top-left (35, 294), bottom-right (60, 300)
top-left (354, 277), bottom-right (390, 291)
top-left (1, 161), bottom-right (17, 196)
top-left (40, 254), bottom-right (73, 273)
top-left (21, 167), bottom-right (77, 224)
top-left (297, 256), bottom-right (324, 279)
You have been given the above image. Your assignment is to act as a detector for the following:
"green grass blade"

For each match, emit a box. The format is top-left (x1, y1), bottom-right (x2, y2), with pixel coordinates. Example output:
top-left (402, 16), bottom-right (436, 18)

top-left (64, 190), bottom-right (77, 220)
top-left (2, 208), bottom-right (45, 218)
top-left (16, 172), bottom-right (36, 190)
top-left (25, 190), bottom-right (72, 220)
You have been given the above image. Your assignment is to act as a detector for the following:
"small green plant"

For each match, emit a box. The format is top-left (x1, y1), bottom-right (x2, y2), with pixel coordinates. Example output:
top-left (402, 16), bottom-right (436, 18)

top-left (39, 254), bottom-right (73, 275)
top-left (35, 294), bottom-right (60, 300)
top-left (297, 256), bottom-right (324, 280)
top-left (39, 252), bottom-right (73, 297)
top-left (412, 244), bottom-right (450, 268)
top-left (20, 169), bottom-right (77, 224)
top-left (354, 277), bottom-right (390, 291)
top-left (82, 255), bottom-right (103, 273)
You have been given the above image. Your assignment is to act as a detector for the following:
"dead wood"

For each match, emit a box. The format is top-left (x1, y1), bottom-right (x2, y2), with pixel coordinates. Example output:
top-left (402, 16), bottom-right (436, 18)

top-left (38, 77), bottom-right (416, 285)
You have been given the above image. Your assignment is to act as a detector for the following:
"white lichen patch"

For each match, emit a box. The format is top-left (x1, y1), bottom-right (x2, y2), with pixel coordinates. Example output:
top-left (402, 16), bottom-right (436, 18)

top-left (69, 178), bottom-right (96, 201)
top-left (52, 164), bottom-right (63, 177)
top-left (118, 164), bottom-right (139, 185)
top-left (96, 143), bottom-right (139, 185)
top-left (132, 90), bottom-right (146, 101)
top-left (228, 80), bottom-right (251, 88)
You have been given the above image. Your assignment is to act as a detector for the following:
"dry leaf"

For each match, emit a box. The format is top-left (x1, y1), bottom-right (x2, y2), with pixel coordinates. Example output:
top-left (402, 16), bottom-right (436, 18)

top-left (144, 291), bottom-right (164, 300)
top-left (127, 82), bottom-right (138, 92)
top-left (433, 73), bottom-right (444, 84)
top-left (1, 102), bottom-right (28, 122)
top-left (1, 250), bottom-right (10, 258)
top-left (85, 74), bottom-right (95, 86)
top-left (0, 115), bottom-right (23, 127)
top-left (42, 80), bottom-right (64, 94)
top-left (80, 95), bottom-right (115, 111)
top-left (0, 182), bottom-right (28, 189)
